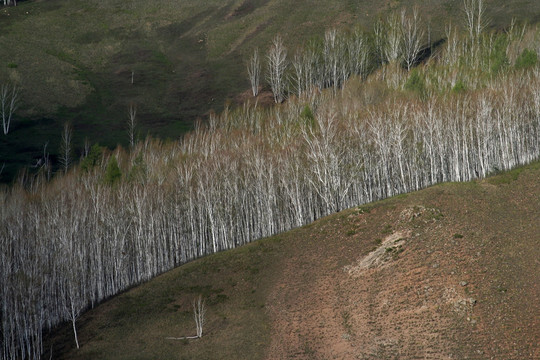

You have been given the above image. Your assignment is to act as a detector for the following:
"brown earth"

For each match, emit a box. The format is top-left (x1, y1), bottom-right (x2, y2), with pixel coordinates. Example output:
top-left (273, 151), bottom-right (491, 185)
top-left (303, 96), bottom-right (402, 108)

top-left (264, 167), bottom-right (540, 359)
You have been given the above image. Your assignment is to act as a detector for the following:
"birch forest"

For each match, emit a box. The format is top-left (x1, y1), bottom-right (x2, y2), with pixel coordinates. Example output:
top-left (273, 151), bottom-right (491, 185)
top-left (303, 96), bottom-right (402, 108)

top-left (2, 4), bottom-right (540, 359)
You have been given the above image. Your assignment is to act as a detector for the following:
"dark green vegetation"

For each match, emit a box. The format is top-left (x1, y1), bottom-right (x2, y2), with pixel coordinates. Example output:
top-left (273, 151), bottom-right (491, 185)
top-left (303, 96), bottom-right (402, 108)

top-left (45, 159), bottom-right (540, 359)
top-left (2, 0), bottom-right (540, 181)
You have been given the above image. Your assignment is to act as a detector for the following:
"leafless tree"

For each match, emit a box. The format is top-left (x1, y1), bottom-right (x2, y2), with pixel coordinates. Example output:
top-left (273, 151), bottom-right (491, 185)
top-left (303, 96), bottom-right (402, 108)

top-left (291, 42), bottom-right (321, 95)
top-left (1, 83), bottom-right (18, 135)
top-left (323, 29), bottom-right (339, 90)
top-left (267, 35), bottom-right (288, 103)
top-left (385, 12), bottom-right (402, 64)
top-left (127, 103), bottom-right (137, 149)
top-left (166, 295), bottom-right (206, 340)
top-left (34, 141), bottom-right (52, 180)
top-left (67, 293), bottom-right (82, 349)
top-left (59, 122), bottom-right (72, 173)
top-left (349, 28), bottom-right (370, 79)
top-left (374, 19), bottom-right (387, 65)
top-left (463, 0), bottom-right (489, 67)
top-left (401, 8), bottom-right (424, 71)
top-left (463, 0), bottom-right (488, 42)
top-left (247, 48), bottom-right (261, 97)
top-left (193, 295), bottom-right (206, 338)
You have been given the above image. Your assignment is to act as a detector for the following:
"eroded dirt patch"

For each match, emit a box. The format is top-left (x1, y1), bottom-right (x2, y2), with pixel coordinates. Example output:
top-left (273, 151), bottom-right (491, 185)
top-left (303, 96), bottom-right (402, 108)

top-left (345, 230), bottom-right (411, 274)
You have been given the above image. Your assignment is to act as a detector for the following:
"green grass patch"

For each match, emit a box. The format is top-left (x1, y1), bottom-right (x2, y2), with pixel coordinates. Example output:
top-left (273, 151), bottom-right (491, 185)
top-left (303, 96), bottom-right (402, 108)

top-left (487, 166), bottom-right (525, 185)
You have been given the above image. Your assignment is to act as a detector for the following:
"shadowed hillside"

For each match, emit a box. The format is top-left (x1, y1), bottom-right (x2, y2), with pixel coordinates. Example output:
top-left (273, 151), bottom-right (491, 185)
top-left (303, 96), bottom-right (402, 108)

top-left (1, 0), bottom-right (540, 180)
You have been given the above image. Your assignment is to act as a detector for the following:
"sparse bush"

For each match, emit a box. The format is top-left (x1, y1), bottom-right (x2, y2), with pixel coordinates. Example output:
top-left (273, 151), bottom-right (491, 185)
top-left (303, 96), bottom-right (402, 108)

top-left (404, 69), bottom-right (426, 98)
top-left (452, 80), bottom-right (467, 93)
top-left (300, 104), bottom-right (314, 122)
top-left (300, 104), bottom-right (315, 127)
top-left (488, 36), bottom-right (509, 74)
top-left (103, 156), bottom-right (122, 185)
top-left (127, 152), bottom-right (147, 183)
top-left (80, 143), bottom-right (103, 172)
top-left (381, 224), bottom-right (393, 235)
top-left (515, 48), bottom-right (538, 69)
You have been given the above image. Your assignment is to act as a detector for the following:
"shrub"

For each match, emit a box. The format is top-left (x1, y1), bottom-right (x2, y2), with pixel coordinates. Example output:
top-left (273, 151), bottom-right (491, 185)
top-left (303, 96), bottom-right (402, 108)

top-left (515, 48), bottom-right (538, 70)
top-left (404, 69), bottom-right (426, 98)
top-left (300, 105), bottom-right (315, 127)
top-left (127, 152), bottom-right (147, 183)
top-left (103, 156), bottom-right (122, 185)
top-left (452, 80), bottom-right (467, 93)
top-left (80, 144), bottom-right (103, 172)
top-left (488, 36), bottom-right (509, 74)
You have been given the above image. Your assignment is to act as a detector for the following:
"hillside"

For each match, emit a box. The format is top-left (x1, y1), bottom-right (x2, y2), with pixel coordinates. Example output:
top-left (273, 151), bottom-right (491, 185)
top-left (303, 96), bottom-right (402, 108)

top-left (2, 0), bottom-right (540, 181)
top-left (44, 160), bottom-right (540, 359)
top-left (2, 1), bottom-right (540, 359)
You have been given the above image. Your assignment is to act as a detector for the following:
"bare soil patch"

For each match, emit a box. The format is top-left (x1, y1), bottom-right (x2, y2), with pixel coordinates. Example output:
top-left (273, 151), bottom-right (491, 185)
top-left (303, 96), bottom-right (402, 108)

top-left (264, 166), bottom-right (540, 359)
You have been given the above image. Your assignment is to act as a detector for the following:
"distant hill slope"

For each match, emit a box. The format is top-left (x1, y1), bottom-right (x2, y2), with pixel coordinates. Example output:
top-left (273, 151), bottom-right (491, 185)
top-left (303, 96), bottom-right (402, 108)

top-left (45, 160), bottom-right (540, 359)
top-left (1, 0), bottom-right (540, 181)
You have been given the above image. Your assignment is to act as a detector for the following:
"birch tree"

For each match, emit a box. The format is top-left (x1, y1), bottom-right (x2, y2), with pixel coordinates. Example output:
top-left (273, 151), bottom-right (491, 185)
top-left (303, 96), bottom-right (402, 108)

top-left (385, 13), bottom-right (403, 64)
top-left (349, 28), bottom-right (370, 79)
top-left (166, 295), bottom-right (206, 340)
top-left (463, 0), bottom-right (488, 42)
top-left (247, 48), bottom-right (261, 97)
top-left (1, 83), bottom-right (18, 135)
top-left (267, 35), bottom-right (288, 103)
top-left (127, 103), bottom-right (137, 149)
top-left (193, 295), bottom-right (206, 338)
top-left (401, 8), bottom-right (424, 71)
top-left (323, 29), bottom-right (339, 89)
top-left (59, 122), bottom-right (73, 173)
top-left (463, 0), bottom-right (489, 67)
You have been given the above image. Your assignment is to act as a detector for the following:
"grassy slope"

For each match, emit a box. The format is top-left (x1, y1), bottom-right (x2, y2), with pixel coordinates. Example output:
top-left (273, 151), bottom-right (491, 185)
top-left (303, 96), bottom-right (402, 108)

top-left (45, 160), bottom-right (540, 359)
top-left (2, 0), bottom-right (540, 181)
